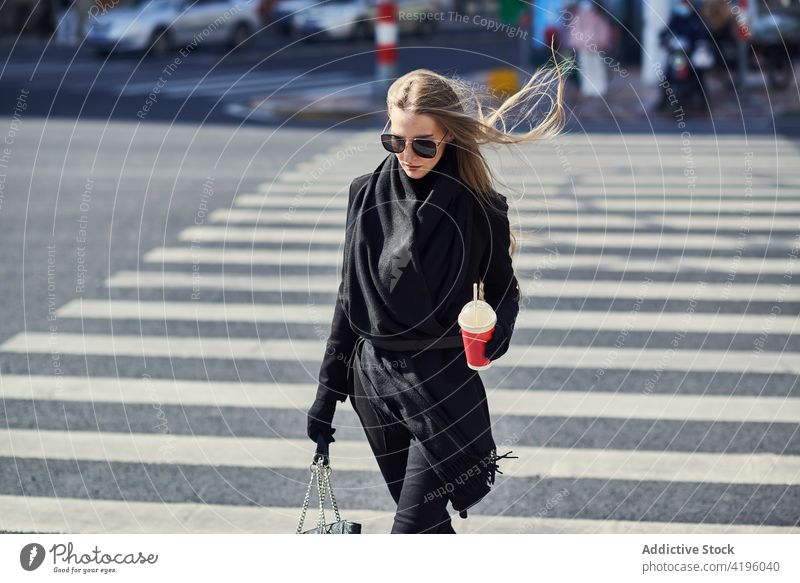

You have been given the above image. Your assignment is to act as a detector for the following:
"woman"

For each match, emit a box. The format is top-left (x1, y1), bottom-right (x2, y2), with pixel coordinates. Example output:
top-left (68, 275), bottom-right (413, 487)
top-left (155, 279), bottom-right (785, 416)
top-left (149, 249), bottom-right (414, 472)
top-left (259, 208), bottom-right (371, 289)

top-left (307, 65), bottom-right (569, 534)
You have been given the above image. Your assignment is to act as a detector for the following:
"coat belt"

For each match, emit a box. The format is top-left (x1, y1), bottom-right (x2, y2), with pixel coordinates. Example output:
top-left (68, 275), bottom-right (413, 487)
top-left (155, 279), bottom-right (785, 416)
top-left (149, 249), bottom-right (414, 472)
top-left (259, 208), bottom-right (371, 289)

top-left (364, 333), bottom-right (464, 351)
top-left (345, 333), bottom-right (463, 400)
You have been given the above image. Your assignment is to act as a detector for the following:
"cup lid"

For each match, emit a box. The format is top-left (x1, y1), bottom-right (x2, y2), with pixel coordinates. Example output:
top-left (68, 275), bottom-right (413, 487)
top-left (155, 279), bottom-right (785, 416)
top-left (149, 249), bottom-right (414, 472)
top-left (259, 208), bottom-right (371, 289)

top-left (458, 299), bottom-right (497, 331)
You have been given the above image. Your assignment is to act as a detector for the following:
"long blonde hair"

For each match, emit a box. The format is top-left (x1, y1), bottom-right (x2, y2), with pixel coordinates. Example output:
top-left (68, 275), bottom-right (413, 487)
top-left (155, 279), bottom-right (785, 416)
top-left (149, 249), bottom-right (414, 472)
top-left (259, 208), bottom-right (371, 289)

top-left (386, 51), bottom-right (574, 264)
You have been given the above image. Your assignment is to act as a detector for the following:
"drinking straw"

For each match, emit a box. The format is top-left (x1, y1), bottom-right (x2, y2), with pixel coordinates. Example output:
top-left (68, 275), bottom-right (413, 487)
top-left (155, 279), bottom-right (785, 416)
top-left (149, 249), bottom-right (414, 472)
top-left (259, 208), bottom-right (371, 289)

top-left (473, 282), bottom-right (478, 303)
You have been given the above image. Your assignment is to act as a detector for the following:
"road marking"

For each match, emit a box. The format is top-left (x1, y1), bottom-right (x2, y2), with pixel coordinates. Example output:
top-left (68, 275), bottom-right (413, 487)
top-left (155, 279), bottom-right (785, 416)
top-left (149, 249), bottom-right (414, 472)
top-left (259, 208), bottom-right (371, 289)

top-left (177, 225), bottom-right (778, 250)
top-left (2, 333), bottom-right (797, 374)
top-left (142, 246), bottom-right (798, 274)
top-left (119, 69), bottom-right (304, 93)
top-left (3, 495), bottom-right (796, 534)
top-left (102, 271), bottom-right (792, 302)
top-left (3, 374), bottom-right (798, 423)
top-left (241, 187), bottom-right (800, 199)
top-left (3, 429), bottom-right (799, 484)
top-left (172, 73), bottom-right (359, 99)
top-left (55, 299), bottom-right (800, 335)
top-left (292, 162), bottom-right (800, 175)
top-left (208, 207), bottom-right (800, 230)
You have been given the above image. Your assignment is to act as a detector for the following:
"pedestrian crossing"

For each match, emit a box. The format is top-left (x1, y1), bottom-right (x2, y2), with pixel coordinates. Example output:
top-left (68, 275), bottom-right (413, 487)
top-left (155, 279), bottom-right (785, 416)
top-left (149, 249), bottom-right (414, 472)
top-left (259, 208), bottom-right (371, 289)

top-left (1, 132), bottom-right (799, 534)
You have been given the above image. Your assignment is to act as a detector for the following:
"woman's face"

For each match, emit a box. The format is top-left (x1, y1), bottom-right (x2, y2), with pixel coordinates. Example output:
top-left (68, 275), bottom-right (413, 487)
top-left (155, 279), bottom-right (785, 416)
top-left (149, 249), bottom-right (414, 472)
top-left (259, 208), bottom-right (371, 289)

top-left (388, 110), bottom-right (452, 179)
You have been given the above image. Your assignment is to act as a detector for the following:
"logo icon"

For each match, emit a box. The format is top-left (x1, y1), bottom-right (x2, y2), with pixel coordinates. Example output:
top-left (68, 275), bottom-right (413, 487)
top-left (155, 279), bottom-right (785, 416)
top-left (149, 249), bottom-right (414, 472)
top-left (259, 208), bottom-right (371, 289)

top-left (20, 543), bottom-right (46, 571)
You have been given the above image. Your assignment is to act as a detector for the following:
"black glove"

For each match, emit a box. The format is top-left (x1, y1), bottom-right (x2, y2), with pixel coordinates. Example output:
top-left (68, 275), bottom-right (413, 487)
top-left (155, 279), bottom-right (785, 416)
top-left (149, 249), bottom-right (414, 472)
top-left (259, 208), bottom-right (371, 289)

top-left (307, 395), bottom-right (337, 445)
top-left (484, 321), bottom-right (511, 362)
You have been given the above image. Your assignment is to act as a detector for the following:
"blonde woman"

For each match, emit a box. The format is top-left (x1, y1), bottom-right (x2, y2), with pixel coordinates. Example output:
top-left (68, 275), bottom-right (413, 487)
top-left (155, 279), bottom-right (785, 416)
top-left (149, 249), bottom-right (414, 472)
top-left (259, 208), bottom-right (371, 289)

top-left (307, 63), bottom-right (569, 533)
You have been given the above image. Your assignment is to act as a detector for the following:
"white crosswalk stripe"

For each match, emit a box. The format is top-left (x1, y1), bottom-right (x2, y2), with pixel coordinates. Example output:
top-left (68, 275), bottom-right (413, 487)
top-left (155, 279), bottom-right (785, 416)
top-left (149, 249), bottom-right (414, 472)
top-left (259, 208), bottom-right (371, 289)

top-left (208, 207), bottom-right (800, 230)
top-left (3, 496), bottom-right (796, 534)
top-left (2, 133), bottom-right (799, 534)
top-left (4, 429), bottom-right (800, 485)
top-left (55, 299), bottom-right (800, 335)
top-left (3, 375), bottom-right (798, 423)
top-left (3, 332), bottom-right (798, 374)
top-left (141, 246), bottom-right (795, 274)
top-left (230, 195), bottom-right (800, 213)
top-left (102, 271), bottom-right (791, 301)
top-left (177, 224), bottom-right (780, 250)
top-left (238, 189), bottom-right (800, 201)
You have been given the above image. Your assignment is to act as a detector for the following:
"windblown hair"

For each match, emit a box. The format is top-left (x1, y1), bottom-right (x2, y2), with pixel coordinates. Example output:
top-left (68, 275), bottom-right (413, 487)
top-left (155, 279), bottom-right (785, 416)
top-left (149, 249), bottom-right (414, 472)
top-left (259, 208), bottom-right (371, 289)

top-left (385, 50), bottom-right (574, 264)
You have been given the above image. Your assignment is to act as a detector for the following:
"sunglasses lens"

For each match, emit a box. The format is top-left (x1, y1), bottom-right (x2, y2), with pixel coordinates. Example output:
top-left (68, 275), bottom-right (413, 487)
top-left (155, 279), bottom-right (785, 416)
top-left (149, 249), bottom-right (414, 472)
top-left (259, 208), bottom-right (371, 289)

top-left (381, 134), bottom-right (404, 154)
top-left (412, 140), bottom-right (438, 158)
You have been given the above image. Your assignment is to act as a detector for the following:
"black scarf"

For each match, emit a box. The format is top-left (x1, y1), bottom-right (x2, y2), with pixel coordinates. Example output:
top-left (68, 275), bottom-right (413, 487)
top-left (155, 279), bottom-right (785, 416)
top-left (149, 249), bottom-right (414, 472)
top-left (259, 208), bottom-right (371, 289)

top-left (341, 141), bottom-right (473, 342)
top-left (342, 143), bottom-right (516, 516)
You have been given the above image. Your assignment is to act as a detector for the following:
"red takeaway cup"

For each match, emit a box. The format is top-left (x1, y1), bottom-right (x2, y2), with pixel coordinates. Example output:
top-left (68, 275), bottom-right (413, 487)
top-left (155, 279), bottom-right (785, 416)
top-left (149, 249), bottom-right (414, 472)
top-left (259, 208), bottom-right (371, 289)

top-left (458, 283), bottom-right (497, 371)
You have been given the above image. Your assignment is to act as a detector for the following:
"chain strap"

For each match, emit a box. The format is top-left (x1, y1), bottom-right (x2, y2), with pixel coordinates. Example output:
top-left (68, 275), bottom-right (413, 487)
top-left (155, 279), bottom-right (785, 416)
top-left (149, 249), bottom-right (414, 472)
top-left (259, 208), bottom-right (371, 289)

top-left (315, 462), bottom-right (327, 530)
top-left (295, 459), bottom-right (342, 533)
top-left (295, 462), bottom-right (317, 534)
top-left (320, 463), bottom-right (342, 522)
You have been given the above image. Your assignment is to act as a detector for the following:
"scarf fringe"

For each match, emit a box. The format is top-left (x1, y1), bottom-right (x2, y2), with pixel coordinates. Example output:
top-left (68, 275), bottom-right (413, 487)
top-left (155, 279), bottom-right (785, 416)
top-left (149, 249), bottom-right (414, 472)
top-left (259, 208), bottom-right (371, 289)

top-left (487, 449), bottom-right (519, 485)
top-left (453, 448), bottom-right (518, 519)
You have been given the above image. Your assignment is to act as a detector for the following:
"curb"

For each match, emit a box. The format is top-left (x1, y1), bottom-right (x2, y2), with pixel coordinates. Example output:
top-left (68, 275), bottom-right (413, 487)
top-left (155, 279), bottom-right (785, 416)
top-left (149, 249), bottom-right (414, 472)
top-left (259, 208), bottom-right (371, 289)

top-left (226, 70), bottom-right (491, 124)
top-left (228, 92), bottom-right (386, 124)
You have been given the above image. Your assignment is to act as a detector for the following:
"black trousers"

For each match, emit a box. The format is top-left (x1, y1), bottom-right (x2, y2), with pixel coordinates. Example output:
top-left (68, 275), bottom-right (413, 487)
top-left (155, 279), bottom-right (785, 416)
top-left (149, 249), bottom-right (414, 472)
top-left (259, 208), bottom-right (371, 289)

top-left (350, 372), bottom-right (456, 534)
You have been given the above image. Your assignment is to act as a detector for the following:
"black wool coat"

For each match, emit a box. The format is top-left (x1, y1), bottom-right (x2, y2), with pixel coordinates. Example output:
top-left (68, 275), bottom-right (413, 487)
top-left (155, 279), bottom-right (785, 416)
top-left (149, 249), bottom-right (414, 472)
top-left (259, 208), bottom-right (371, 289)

top-left (314, 151), bottom-right (521, 515)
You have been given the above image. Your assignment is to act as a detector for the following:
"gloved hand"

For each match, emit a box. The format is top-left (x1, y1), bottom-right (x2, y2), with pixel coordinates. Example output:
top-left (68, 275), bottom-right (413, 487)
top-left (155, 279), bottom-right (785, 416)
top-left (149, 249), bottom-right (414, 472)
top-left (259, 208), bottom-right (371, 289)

top-left (484, 322), bottom-right (511, 362)
top-left (307, 395), bottom-right (338, 445)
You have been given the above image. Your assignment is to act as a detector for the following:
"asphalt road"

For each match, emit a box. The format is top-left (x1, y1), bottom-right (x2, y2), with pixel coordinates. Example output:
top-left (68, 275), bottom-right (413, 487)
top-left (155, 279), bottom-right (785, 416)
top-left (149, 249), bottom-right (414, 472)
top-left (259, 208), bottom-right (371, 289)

top-left (0, 22), bottom-right (529, 126)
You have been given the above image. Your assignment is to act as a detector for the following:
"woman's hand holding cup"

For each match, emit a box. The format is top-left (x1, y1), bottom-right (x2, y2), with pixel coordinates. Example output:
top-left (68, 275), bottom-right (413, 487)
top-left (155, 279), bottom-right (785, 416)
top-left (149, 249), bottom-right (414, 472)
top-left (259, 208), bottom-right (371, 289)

top-left (458, 282), bottom-right (497, 371)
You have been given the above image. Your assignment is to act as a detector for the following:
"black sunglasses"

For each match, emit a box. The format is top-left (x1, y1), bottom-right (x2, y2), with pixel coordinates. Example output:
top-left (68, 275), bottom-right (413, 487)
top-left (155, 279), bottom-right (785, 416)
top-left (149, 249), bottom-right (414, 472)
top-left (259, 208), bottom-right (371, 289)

top-left (379, 121), bottom-right (449, 159)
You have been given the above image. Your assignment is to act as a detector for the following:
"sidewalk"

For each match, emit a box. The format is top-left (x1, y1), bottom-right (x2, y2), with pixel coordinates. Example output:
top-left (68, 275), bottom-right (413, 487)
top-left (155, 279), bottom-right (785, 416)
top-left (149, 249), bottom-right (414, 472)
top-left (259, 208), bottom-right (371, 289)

top-left (566, 63), bottom-right (800, 124)
top-left (227, 63), bottom-right (800, 129)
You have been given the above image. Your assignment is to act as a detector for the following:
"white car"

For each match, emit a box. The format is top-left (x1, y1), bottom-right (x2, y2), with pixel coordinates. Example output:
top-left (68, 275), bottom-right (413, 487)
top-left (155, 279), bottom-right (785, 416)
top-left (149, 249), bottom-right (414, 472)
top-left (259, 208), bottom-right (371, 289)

top-left (282, 0), bottom-right (440, 42)
top-left (84, 0), bottom-right (261, 56)
top-left (270, 0), bottom-right (316, 35)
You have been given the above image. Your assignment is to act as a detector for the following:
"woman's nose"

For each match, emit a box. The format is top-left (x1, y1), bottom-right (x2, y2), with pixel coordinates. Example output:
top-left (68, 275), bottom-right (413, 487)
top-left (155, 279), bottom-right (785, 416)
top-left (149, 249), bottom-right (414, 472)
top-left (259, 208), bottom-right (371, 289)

top-left (399, 143), bottom-right (420, 160)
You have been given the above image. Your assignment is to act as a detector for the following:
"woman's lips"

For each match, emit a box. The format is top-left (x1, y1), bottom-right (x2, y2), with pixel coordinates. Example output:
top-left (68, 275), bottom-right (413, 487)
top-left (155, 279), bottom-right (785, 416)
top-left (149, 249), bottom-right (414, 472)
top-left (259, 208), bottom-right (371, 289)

top-left (404, 164), bottom-right (421, 170)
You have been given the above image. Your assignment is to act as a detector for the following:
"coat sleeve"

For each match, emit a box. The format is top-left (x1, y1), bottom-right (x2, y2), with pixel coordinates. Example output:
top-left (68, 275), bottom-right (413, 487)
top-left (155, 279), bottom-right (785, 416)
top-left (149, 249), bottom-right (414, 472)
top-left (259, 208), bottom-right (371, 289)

top-left (313, 177), bottom-right (364, 403)
top-left (480, 195), bottom-right (521, 344)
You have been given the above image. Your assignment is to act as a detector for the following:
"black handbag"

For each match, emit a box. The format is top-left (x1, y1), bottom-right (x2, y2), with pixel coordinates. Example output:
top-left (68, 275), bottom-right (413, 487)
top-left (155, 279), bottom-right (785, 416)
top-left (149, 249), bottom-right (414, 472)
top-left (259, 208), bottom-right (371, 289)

top-left (296, 436), bottom-right (362, 534)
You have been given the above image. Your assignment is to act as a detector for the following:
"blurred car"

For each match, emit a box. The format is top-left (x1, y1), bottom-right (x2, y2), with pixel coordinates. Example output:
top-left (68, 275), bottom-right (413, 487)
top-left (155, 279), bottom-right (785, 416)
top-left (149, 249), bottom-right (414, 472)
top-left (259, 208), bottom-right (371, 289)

top-left (746, 0), bottom-right (800, 89)
top-left (83, 0), bottom-right (261, 56)
top-left (256, 0), bottom-right (280, 23)
top-left (695, 0), bottom-right (799, 88)
top-left (270, 0), bottom-right (316, 35)
top-left (277, 0), bottom-right (440, 42)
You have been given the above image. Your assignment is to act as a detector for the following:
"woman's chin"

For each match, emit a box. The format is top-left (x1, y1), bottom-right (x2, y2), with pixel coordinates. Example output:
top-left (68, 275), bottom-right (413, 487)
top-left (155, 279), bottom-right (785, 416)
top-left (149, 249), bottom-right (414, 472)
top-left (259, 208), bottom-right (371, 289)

top-left (402, 165), bottom-right (428, 178)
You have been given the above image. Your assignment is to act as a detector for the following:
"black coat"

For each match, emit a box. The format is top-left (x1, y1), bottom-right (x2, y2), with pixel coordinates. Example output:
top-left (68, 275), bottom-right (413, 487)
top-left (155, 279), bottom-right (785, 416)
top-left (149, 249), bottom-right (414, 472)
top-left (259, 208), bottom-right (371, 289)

top-left (315, 151), bottom-right (521, 514)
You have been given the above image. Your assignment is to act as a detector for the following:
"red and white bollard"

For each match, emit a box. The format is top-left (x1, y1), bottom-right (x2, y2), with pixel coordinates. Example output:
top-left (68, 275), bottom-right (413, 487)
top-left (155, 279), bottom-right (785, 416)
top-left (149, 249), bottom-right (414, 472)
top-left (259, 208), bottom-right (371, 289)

top-left (734, 0), bottom-right (751, 92)
top-left (374, 1), bottom-right (398, 102)
top-left (735, 0), bottom-right (752, 41)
